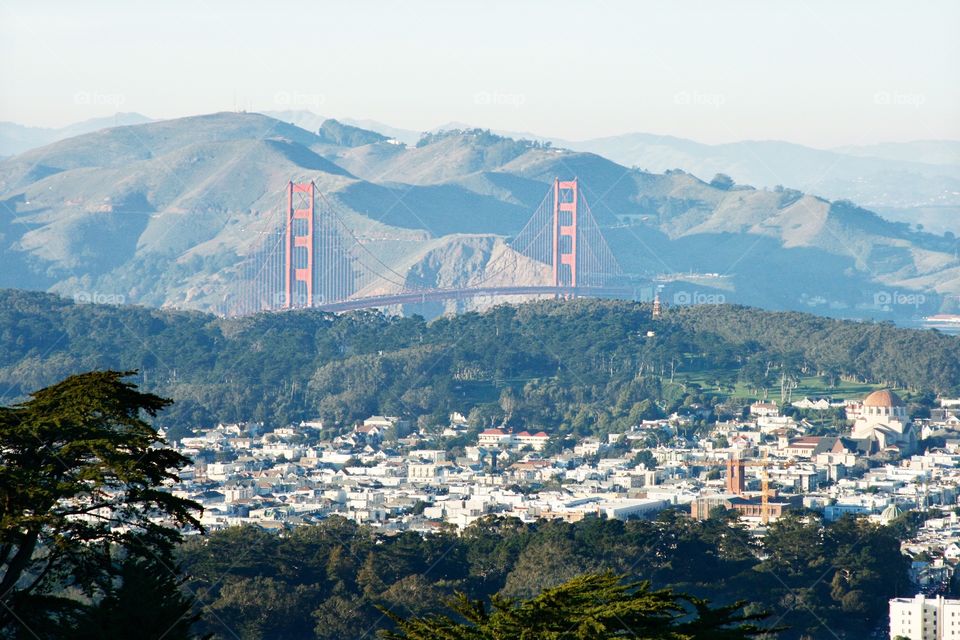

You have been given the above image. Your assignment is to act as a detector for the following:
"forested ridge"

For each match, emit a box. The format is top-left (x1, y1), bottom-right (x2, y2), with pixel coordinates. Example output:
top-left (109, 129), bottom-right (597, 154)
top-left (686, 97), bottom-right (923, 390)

top-left (1, 289), bottom-right (957, 437)
top-left (669, 304), bottom-right (960, 390)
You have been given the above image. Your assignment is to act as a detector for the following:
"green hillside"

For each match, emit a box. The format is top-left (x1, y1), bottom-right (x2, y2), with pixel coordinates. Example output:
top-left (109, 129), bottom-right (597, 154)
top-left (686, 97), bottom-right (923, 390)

top-left (1, 290), bottom-right (956, 437)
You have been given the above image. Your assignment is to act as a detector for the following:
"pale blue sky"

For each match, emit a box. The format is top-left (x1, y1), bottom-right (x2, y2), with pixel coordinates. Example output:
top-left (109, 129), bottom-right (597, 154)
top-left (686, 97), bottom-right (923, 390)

top-left (2, 0), bottom-right (958, 147)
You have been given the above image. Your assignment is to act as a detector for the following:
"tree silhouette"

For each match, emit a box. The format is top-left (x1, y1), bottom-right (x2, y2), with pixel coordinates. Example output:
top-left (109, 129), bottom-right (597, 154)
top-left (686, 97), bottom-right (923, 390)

top-left (0, 371), bottom-right (203, 637)
top-left (380, 571), bottom-right (773, 639)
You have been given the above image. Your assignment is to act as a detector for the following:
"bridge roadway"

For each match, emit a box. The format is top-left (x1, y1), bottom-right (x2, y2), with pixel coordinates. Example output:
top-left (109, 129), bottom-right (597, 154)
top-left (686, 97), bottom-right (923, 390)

top-left (312, 285), bottom-right (636, 312)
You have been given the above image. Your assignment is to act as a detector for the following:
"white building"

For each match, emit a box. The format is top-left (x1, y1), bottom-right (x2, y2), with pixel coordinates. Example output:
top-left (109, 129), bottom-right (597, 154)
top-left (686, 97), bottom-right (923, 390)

top-left (792, 397), bottom-right (832, 410)
top-left (757, 415), bottom-right (798, 432)
top-left (853, 389), bottom-right (916, 454)
top-left (363, 415), bottom-right (405, 429)
top-left (750, 401), bottom-right (779, 417)
top-left (574, 438), bottom-right (602, 456)
top-left (597, 498), bottom-right (668, 520)
top-left (514, 430), bottom-right (550, 451)
top-left (477, 428), bottom-right (549, 451)
top-left (408, 462), bottom-right (447, 483)
top-left (478, 428), bottom-right (512, 447)
top-left (889, 594), bottom-right (960, 639)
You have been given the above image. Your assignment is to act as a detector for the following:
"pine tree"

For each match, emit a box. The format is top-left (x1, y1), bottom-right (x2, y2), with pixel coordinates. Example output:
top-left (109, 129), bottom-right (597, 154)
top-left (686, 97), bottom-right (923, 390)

top-left (381, 571), bottom-right (774, 639)
top-left (70, 555), bottom-right (206, 640)
top-left (0, 371), bottom-right (203, 637)
top-left (358, 552), bottom-right (386, 598)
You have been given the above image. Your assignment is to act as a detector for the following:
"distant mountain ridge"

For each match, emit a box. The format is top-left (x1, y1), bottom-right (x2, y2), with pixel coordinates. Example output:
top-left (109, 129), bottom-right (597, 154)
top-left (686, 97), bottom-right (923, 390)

top-left (0, 111), bottom-right (957, 323)
top-left (0, 112), bottom-right (153, 156)
top-left (309, 115), bottom-right (960, 235)
top-left (6, 111), bottom-right (957, 234)
top-left (554, 133), bottom-right (960, 234)
top-left (832, 140), bottom-right (960, 166)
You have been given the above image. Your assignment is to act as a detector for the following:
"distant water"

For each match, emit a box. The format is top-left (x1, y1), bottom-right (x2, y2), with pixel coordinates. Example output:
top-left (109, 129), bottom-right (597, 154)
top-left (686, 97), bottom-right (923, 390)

top-left (907, 319), bottom-right (960, 336)
top-left (928, 326), bottom-right (960, 336)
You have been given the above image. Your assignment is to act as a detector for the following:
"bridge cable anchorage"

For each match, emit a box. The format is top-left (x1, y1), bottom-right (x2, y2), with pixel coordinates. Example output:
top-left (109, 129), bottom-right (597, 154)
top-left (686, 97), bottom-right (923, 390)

top-left (229, 177), bottom-right (626, 316)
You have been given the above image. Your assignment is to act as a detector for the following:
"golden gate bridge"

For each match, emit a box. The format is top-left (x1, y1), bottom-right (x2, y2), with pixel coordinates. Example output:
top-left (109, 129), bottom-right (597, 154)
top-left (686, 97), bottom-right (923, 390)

top-left (225, 178), bottom-right (629, 316)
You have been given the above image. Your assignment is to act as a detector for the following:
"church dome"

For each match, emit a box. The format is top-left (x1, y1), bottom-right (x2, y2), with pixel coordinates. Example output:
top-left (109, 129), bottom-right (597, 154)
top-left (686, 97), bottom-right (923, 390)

top-left (879, 502), bottom-right (903, 524)
top-left (863, 389), bottom-right (904, 408)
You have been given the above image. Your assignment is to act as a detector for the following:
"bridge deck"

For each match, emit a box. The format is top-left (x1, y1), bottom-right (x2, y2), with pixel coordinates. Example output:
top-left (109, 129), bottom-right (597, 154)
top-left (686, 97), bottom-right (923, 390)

top-left (312, 286), bottom-right (635, 312)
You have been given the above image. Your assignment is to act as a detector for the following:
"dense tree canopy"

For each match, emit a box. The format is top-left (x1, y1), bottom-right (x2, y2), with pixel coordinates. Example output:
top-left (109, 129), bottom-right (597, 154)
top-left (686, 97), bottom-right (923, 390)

top-left (381, 572), bottom-right (770, 639)
top-left (0, 291), bottom-right (956, 441)
top-left (176, 512), bottom-right (909, 640)
top-left (0, 371), bottom-right (203, 638)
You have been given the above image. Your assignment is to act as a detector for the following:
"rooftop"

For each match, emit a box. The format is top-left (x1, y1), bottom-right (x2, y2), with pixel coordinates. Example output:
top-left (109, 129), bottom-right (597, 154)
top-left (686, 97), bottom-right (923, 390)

top-left (863, 389), bottom-right (904, 408)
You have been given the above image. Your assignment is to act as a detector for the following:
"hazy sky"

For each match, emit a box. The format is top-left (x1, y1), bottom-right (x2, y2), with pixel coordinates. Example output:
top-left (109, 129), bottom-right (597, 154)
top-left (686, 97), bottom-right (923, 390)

top-left (2, 0), bottom-right (958, 147)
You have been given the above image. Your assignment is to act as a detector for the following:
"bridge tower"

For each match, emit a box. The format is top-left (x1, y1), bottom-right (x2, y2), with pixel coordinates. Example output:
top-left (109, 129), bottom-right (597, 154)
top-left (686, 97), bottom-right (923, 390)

top-left (285, 181), bottom-right (316, 308)
top-left (552, 178), bottom-right (578, 287)
top-left (230, 177), bottom-right (625, 317)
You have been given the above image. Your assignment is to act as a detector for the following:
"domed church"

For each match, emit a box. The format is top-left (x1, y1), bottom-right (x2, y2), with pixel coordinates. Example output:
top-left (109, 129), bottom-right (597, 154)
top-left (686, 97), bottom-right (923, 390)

top-left (851, 389), bottom-right (916, 455)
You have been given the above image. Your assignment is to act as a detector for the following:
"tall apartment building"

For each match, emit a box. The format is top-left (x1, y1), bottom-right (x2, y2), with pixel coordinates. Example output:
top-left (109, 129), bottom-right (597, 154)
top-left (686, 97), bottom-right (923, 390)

top-left (889, 594), bottom-right (960, 639)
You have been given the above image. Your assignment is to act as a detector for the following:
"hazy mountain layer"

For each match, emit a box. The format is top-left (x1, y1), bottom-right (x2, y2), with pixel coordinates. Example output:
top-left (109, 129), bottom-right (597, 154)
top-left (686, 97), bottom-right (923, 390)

top-left (0, 112), bottom-right (957, 323)
top-left (0, 112), bottom-right (153, 157)
top-left (559, 133), bottom-right (960, 235)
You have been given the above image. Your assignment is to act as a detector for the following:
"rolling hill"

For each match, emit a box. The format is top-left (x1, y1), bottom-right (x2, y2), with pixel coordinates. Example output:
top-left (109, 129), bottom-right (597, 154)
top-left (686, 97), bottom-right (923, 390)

top-left (325, 115), bottom-right (959, 236)
top-left (0, 112), bottom-right (957, 322)
top-left (559, 133), bottom-right (960, 235)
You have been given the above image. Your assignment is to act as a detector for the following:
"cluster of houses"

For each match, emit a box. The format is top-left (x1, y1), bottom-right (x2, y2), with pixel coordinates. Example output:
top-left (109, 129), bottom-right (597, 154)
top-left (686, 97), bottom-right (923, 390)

top-left (163, 390), bottom-right (960, 602)
top-left (146, 383), bottom-right (960, 640)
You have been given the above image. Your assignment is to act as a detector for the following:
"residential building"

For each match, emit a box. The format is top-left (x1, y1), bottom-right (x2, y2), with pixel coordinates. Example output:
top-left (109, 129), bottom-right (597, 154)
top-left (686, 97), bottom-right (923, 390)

top-left (750, 401), bottom-right (779, 417)
top-left (889, 594), bottom-right (960, 639)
